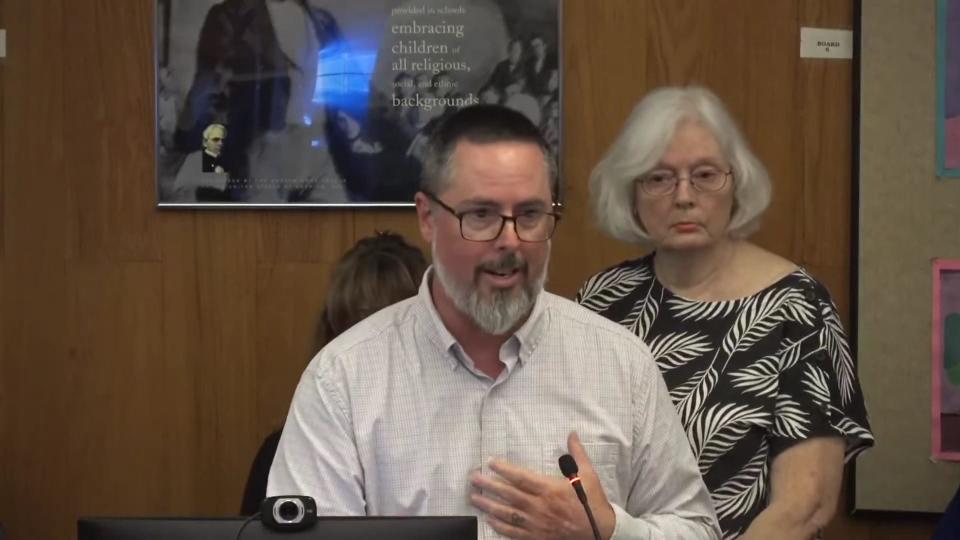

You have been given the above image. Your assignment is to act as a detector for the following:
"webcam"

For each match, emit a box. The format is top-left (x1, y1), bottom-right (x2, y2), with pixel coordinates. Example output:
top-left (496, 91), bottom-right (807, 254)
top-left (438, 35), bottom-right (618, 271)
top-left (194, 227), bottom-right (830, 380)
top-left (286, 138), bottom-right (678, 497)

top-left (260, 495), bottom-right (317, 531)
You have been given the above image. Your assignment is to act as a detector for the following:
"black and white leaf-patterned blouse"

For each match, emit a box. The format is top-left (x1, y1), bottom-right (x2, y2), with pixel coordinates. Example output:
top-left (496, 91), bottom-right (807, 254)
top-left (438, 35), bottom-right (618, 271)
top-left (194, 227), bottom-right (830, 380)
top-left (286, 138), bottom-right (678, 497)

top-left (576, 253), bottom-right (874, 539)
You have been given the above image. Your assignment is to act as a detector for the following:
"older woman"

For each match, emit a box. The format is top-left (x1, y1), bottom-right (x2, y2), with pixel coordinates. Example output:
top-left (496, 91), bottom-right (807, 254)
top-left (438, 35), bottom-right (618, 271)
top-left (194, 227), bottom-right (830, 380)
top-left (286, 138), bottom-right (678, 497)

top-left (577, 86), bottom-right (873, 539)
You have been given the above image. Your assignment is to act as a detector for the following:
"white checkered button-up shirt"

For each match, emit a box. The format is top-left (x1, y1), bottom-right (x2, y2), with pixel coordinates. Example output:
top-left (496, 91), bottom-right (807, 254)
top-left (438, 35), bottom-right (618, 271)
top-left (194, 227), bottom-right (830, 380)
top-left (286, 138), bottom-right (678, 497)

top-left (268, 271), bottom-right (720, 539)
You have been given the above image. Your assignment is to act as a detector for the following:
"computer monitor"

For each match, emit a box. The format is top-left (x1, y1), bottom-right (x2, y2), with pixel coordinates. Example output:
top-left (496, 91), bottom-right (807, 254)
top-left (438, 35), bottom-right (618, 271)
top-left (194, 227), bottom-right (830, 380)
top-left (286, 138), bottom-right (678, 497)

top-left (77, 516), bottom-right (477, 540)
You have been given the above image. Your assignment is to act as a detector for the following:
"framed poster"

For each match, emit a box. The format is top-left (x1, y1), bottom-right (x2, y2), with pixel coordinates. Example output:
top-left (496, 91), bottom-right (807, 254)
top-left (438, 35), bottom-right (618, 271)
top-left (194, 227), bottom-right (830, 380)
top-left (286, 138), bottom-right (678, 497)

top-left (938, 0), bottom-right (960, 177)
top-left (933, 259), bottom-right (960, 460)
top-left (154, 0), bottom-right (563, 207)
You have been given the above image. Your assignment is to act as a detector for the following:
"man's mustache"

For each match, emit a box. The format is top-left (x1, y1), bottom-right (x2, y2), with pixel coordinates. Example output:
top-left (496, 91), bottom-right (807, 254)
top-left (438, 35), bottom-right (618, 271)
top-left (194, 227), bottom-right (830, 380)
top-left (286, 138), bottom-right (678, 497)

top-left (477, 252), bottom-right (527, 274)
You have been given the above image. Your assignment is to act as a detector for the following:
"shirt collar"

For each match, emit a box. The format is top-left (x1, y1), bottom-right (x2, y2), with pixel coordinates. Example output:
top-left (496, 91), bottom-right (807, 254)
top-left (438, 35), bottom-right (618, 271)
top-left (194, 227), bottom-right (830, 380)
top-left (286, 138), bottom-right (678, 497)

top-left (511, 284), bottom-right (548, 363)
top-left (417, 268), bottom-right (459, 369)
top-left (417, 266), bottom-right (550, 371)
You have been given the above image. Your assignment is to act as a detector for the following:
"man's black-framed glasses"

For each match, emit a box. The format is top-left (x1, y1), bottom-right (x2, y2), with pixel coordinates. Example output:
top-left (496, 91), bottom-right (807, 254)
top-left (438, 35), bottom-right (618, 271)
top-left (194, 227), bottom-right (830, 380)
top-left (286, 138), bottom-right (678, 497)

top-left (423, 191), bottom-right (561, 242)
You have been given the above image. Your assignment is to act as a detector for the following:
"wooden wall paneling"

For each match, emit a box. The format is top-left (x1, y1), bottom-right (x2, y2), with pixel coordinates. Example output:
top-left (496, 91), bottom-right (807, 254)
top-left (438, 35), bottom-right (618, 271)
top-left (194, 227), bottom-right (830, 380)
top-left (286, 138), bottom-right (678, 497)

top-left (254, 262), bottom-right (335, 441)
top-left (799, 0), bottom-right (854, 274)
top-left (352, 210), bottom-right (426, 255)
top-left (257, 212), bottom-right (355, 264)
top-left (159, 212), bottom-right (263, 516)
top-left (549, 0), bottom-right (648, 299)
top-left (1, 1), bottom-right (69, 538)
top-left (182, 213), bottom-right (261, 513)
top-left (715, 2), bottom-right (804, 264)
top-left (254, 208), bottom-right (367, 470)
top-left (66, 262), bottom-right (166, 515)
top-left (830, 512), bottom-right (939, 540)
top-left (63, 0), bottom-right (160, 263)
top-left (156, 212), bottom-right (207, 515)
top-left (565, 0), bottom-right (650, 142)
top-left (646, 0), bottom-right (705, 86)
top-left (563, 0), bottom-right (649, 152)
top-left (797, 0), bottom-right (853, 324)
top-left (0, 0), bottom-right (7, 533)
top-left (695, 2), bottom-right (751, 123)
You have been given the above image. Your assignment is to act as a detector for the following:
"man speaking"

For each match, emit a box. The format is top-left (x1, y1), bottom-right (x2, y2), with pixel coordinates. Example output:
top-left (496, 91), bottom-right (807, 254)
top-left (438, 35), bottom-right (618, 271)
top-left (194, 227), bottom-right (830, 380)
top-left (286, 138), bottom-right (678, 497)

top-left (268, 105), bottom-right (720, 540)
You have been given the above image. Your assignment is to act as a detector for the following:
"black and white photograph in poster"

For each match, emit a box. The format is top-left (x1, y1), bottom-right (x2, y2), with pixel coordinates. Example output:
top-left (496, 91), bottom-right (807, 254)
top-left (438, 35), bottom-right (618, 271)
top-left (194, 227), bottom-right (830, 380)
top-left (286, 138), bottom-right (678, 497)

top-left (155, 0), bottom-right (562, 207)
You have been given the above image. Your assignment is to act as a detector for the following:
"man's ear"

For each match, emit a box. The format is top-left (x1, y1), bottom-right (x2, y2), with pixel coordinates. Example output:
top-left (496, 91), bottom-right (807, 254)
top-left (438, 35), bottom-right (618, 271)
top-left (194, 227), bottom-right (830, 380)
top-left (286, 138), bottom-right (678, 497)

top-left (414, 192), bottom-right (435, 244)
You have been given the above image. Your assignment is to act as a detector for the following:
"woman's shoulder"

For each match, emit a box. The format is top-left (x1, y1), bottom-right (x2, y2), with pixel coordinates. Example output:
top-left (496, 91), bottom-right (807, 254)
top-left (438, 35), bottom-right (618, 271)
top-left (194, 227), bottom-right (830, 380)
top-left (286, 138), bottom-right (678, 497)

top-left (731, 244), bottom-right (803, 295)
top-left (731, 245), bottom-right (845, 328)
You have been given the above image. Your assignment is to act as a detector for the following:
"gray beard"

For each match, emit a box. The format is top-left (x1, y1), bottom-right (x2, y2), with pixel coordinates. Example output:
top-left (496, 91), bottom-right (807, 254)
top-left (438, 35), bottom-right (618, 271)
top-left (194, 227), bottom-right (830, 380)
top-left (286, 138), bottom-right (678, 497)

top-left (432, 246), bottom-right (547, 336)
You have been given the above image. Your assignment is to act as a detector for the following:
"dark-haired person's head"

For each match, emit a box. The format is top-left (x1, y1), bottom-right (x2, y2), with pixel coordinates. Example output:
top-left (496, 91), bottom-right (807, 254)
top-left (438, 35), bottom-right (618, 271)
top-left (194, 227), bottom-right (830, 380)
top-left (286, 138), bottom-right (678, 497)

top-left (318, 232), bottom-right (428, 346)
top-left (414, 105), bottom-right (560, 336)
top-left (419, 104), bottom-right (557, 199)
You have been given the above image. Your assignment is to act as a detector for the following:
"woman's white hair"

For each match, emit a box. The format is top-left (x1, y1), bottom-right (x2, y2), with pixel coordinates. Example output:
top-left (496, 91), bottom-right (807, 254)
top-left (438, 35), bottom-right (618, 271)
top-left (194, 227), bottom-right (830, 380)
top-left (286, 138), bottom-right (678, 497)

top-left (589, 86), bottom-right (772, 245)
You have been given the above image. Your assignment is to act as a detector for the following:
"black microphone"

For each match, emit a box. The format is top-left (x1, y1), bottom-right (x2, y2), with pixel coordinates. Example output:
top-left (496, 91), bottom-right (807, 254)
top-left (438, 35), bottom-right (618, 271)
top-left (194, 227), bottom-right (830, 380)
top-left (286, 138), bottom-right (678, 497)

top-left (559, 454), bottom-right (602, 540)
